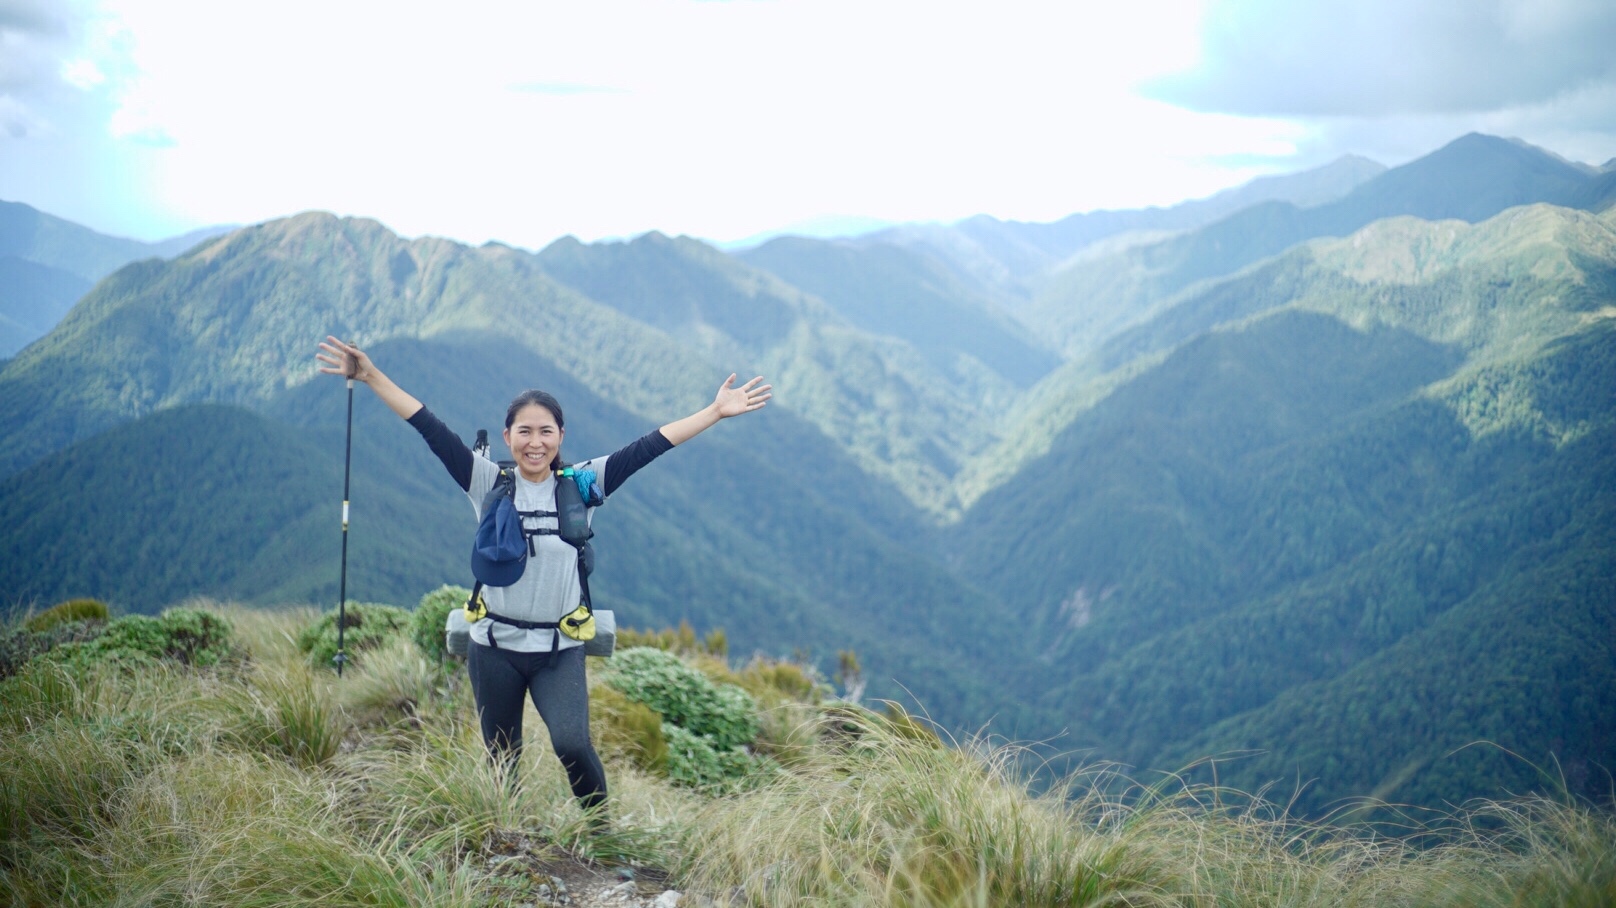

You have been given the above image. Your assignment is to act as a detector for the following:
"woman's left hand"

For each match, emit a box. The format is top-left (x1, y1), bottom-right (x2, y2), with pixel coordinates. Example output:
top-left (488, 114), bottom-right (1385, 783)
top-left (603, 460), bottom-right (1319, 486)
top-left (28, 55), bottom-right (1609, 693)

top-left (714, 374), bottom-right (772, 418)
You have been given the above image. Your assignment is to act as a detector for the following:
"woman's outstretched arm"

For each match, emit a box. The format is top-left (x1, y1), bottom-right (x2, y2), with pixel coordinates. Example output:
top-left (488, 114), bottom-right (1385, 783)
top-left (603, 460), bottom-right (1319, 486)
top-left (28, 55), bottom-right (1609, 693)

top-left (659, 374), bottom-right (773, 446)
top-left (316, 336), bottom-right (424, 420)
top-left (317, 336), bottom-right (475, 490)
top-left (598, 373), bottom-right (772, 495)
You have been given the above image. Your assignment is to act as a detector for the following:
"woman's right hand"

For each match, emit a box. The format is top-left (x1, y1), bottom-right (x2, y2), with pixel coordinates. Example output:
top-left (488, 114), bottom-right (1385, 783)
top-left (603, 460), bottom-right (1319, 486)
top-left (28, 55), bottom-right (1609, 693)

top-left (315, 335), bottom-right (425, 420)
top-left (316, 336), bottom-right (376, 383)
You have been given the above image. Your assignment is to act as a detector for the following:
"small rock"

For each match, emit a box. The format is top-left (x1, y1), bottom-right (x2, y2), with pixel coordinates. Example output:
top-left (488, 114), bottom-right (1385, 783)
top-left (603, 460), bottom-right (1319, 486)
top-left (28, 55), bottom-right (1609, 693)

top-left (652, 891), bottom-right (682, 908)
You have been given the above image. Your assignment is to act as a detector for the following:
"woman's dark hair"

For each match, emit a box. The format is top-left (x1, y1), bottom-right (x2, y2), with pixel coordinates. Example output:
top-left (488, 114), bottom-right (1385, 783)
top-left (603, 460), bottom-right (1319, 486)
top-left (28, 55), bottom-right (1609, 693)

top-left (505, 390), bottom-right (564, 430)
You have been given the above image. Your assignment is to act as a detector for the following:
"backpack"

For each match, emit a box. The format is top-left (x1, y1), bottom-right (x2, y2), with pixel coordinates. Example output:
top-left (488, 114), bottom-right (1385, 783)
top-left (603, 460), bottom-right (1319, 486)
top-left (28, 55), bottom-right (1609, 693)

top-left (457, 455), bottom-right (613, 657)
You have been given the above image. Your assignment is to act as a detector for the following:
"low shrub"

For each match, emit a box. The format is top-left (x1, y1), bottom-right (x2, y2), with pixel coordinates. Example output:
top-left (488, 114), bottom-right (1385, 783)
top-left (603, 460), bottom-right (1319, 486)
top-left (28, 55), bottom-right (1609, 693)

top-left (0, 620), bottom-right (106, 680)
top-left (38, 609), bottom-right (237, 674)
top-left (602, 647), bottom-right (758, 750)
top-left (737, 657), bottom-right (825, 707)
top-left (615, 621), bottom-right (728, 658)
top-left (589, 682), bottom-right (667, 773)
top-left (409, 585), bottom-right (470, 663)
top-left (661, 723), bottom-right (775, 793)
top-left (24, 598), bottom-right (109, 633)
top-left (296, 602), bottom-right (408, 671)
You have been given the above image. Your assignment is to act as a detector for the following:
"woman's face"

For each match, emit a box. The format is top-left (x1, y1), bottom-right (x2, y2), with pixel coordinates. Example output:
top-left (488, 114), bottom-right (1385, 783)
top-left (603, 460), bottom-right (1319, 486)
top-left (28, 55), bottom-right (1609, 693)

top-left (503, 403), bottom-right (564, 481)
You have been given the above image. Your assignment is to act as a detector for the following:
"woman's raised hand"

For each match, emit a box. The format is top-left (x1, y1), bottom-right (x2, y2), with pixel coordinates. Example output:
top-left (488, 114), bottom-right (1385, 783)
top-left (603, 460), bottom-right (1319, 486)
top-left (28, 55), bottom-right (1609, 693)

top-left (316, 336), bottom-right (376, 383)
top-left (713, 374), bottom-right (772, 418)
top-left (315, 335), bottom-right (424, 420)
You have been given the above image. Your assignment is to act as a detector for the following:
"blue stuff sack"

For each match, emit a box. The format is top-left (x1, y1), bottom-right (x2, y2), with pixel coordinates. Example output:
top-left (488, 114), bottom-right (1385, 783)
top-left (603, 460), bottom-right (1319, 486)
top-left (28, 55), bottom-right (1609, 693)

top-left (470, 468), bottom-right (527, 587)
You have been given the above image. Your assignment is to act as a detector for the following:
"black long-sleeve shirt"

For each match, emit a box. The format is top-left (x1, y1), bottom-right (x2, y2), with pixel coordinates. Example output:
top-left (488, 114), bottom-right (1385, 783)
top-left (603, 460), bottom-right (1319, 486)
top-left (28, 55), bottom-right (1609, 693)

top-left (407, 406), bottom-right (673, 495)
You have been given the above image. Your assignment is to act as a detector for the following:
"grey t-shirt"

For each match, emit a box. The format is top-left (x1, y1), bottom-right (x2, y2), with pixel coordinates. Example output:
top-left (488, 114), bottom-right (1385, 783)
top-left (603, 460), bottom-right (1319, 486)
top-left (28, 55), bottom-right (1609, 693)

top-left (467, 455), bottom-right (606, 651)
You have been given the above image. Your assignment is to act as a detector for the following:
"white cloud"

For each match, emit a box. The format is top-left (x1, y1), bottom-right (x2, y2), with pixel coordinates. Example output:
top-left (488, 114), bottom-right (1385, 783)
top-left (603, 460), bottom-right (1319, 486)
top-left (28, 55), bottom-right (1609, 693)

top-left (1148, 0), bottom-right (1616, 117)
top-left (27, 0), bottom-right (1235, 245)
top-left (59, 57), bottom-right (104, 90)
top-left (3, 0), bottom-right (1613, 246)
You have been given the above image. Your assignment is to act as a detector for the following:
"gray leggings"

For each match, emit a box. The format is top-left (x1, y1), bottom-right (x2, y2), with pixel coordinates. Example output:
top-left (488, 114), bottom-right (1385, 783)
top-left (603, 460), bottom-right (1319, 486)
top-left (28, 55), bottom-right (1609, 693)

top-left (466, 641), bottom-right (607, 811)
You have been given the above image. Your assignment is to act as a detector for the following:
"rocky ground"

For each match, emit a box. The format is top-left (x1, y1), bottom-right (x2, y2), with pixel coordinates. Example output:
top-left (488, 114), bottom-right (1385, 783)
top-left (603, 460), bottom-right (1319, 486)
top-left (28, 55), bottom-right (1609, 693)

top-left (473, 831), bottom-right (693, 908)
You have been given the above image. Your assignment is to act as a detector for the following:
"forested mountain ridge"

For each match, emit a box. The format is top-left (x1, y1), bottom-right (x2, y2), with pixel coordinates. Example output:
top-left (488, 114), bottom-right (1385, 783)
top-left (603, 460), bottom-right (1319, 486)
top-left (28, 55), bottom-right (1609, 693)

top-left (0, 213), bottom-right (710, 478)
top-left (534, 229), bottom-right (1027, 513)
top-left (736, 235), bottom-right (1061, 390)
top-left (0, 199), bottom-right (231, 357)
top-left (954, 205), bottom-right (1616, 810)
top-left (1024, 134), bottom-right (1616, 361)
top-left (963, 204), bottom-right (1616, 508)
top-left (968, 203), bottom-right (1616, 652)
top-left (0, 199), bottom-right (226, 284)
top-left (859, 154), bottom-right (1386, 305)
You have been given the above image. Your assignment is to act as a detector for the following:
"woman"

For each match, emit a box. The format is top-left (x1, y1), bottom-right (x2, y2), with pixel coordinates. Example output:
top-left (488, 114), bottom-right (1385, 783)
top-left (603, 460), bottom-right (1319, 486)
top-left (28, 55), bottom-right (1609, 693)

top-left (316, 336), bottom-right (770, 816)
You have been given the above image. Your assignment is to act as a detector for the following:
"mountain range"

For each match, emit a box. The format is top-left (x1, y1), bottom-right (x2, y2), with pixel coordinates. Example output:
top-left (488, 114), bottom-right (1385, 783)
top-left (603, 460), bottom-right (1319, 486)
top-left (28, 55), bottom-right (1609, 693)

top-left (2, 132), bottom-right (1612, 818)
top-left (0, 200), bottom-right (232, 358)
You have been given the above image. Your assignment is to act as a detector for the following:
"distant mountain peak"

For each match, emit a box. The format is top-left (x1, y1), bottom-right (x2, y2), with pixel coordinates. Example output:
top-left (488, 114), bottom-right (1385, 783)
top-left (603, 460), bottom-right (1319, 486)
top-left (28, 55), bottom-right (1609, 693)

top-left (1429, 132), bottom-right (1575, 168)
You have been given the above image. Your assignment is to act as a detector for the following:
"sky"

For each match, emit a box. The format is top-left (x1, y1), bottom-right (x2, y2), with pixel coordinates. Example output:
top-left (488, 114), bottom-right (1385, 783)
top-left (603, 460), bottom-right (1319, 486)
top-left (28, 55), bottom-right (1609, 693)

top-left (3, 0), bottom-right (1615, 250)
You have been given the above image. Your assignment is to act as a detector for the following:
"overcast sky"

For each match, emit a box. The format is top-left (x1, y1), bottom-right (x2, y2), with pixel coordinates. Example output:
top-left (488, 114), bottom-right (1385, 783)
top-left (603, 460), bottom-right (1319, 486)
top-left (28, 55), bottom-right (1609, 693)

top-left (3, 0), bottom-right (1614, 250)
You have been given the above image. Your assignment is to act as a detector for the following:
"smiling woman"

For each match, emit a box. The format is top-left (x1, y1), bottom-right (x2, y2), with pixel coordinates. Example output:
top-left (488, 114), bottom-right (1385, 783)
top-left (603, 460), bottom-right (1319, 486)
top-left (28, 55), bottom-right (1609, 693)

top-left (314, 335), bottom-right (770, 824)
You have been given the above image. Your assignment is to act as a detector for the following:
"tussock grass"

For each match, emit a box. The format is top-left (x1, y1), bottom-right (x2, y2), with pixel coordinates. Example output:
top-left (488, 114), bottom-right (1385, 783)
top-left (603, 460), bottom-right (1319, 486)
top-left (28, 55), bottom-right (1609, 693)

top-left (2, 604), bottom-right (1612, 907)
top-left (335, 635), bottom-right (464, 730)
top-left (676, 716), bottom-right (1164, 907)
top-left (215, 659), bottom-right (347, 768)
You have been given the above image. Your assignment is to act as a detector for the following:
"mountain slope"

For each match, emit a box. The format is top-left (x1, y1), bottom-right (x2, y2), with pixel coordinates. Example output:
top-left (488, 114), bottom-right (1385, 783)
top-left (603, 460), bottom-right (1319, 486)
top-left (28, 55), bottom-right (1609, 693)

top-left (1, 199), bottom-right (171, 283)
top-left (0, 256), bottom-right (91, 358)
top-left (1027, 134), bottom-right (1613, 359)
top-left (1158, 327), bottom-right (1616, 814)
top-left (737, 236), bottom-right (1061, 388)
top-left (950, 209), bottom-right (1616, 812)
top-left (862, 155), bottom-right (1385, 304)
top-left (969, 203), bottom-right (1616, 509)
top-left (0, 213), bottom-right (727, 481)
top-left (535, 230), bottom-right (1017, 514)
top-left (0, 200), bottom-right (234, 356)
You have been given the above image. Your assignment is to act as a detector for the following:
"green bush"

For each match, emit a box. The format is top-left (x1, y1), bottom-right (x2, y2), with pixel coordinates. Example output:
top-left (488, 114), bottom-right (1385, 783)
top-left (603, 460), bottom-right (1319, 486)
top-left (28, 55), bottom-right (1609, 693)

top-left (616, 621), bottom-right (729, 658)
top-left (409, 585), bottom-right (469, 663)
top-left (738, 657), bottom-right (825, 707)
top-left (602, 647), bottom-right (759, 751)
top-left (661, 723), bottom-right (774, 792)
top-left (24, 598), bottom-right (109, 633)
top-left (0, 620), bottom-right (106, 680)
top-left (589, 682), bottom-right (668, 773)
top-left (38, 609), bottom-right (237, 674)
top-left (296, 602), bottom-right (408, 671)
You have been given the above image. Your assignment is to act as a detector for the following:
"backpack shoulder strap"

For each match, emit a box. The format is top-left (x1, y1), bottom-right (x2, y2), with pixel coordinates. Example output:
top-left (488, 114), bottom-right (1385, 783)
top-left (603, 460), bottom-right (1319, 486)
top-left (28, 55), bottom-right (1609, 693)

top-left (553, 466), bottom-right (596, 615)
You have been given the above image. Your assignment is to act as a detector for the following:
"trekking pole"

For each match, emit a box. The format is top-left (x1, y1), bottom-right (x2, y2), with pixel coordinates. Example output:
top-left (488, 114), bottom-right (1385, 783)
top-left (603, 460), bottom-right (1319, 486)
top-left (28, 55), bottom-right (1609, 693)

top-left (335, 368), bottom-right (355, 678)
